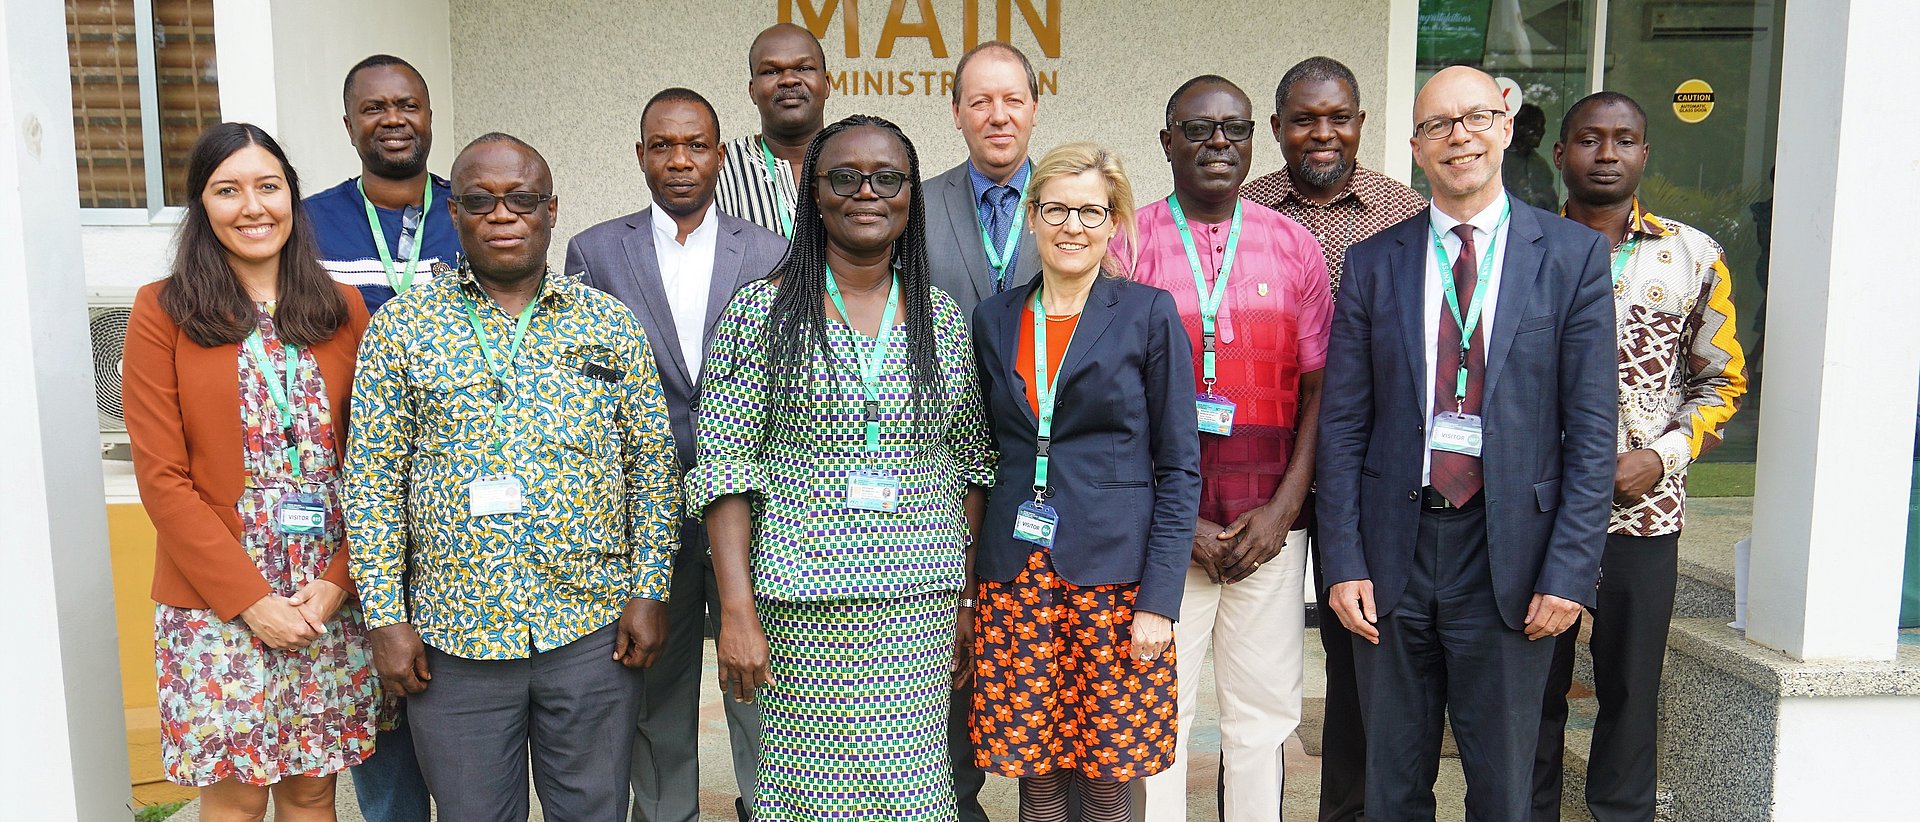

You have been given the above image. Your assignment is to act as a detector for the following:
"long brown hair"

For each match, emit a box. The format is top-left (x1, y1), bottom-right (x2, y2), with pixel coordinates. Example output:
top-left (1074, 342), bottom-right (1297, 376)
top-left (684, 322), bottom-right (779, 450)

top-left (159, 122), bottom-right (346, 348)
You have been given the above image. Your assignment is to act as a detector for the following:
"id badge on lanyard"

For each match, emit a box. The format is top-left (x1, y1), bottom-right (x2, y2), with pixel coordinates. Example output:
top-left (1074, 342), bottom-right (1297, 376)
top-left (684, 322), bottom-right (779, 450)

top-left (276, 491), bottom-right (329, 536)
top-left (469, 474), bottom-right (526, 516)
top-left (1429, 412), bottom-right (1484, 457)
top-left (1169, 194), bottom-right (1243, 437)
top-left (1196, 392), bottom-right (1236, 436)
top-left (1013, 499), bottom-right (1059, 547)
top-left (846, 471), bottom-right (903, 512)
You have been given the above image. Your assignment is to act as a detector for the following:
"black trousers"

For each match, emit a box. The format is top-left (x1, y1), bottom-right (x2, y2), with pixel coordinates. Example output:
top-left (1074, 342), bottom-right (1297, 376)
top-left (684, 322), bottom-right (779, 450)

top-left (1532, 532), bottom-right (1679, 822)
top-left (1353, 501), bottom-right (1556, 822)
top-left (1309, 498), bottom-right (1368, 822)
top-left (950, 688), bottom-right (991, 822)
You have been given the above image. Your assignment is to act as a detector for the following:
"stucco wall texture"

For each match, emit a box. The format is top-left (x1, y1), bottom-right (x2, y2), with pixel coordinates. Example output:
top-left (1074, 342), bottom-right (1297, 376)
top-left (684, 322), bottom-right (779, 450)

top-left (445, 0), bottom-right (1396, 259)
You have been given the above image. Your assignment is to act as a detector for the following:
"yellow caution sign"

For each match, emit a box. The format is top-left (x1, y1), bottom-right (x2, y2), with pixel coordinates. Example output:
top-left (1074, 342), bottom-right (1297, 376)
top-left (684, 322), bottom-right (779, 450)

top-left (1672, 79), bottom-right (1715, 124)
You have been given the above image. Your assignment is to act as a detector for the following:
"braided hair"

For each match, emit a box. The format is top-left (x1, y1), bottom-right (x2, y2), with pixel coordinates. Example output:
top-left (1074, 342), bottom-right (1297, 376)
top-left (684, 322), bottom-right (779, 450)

top-left (764, 114), bottom-right (943, 411)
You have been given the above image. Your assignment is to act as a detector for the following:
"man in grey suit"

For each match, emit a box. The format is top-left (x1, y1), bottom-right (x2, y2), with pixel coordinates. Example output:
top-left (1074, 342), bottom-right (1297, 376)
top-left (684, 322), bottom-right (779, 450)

top-left (1316, 66), bottom-right (1617, 822)
top-left (565, 87), bottom-right (788, 822)
top-left (924, 41), bottom-right (1042, 318)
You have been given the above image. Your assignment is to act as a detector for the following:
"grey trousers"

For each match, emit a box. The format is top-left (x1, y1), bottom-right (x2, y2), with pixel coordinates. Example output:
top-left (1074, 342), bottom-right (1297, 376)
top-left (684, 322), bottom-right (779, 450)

top-left (631, 540), bottom-right (763, 822)
top-left (410, 624), bottom-right (643, 822)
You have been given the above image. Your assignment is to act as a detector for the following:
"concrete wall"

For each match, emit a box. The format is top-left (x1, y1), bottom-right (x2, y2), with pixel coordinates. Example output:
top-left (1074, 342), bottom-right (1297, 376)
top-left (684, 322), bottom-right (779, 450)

top-left (444, 0), bottom-right (1399, 259)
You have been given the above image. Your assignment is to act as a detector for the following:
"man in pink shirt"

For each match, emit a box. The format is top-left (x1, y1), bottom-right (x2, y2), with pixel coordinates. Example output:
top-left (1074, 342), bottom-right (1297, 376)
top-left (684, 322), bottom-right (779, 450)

top-left (1133, 75), bottom-right (1333, 822)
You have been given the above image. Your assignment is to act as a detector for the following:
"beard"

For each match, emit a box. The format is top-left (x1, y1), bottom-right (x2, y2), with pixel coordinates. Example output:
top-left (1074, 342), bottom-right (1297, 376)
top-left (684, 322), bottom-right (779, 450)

top-left (1295, 155), bottom-right (1350, 190)
top-left (363, 142), bottom-right (428, 180)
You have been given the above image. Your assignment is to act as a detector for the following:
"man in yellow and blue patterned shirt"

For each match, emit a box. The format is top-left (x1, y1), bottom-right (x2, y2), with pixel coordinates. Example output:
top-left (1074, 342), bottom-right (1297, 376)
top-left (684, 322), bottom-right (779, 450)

top-left (1533, 93), bottom-right (1746, 822)
top-left (346, 133), bottom-right (680, 820)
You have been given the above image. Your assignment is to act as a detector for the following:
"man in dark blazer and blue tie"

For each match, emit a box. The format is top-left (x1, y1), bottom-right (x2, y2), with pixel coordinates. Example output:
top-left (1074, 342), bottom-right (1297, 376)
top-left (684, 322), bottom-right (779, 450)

top-left (564, 88), bottom-right (788, 822)
top-left (924, 41), bottom-right (1043, 319)
top-left (1316, 66), bottom-right (1617, 822)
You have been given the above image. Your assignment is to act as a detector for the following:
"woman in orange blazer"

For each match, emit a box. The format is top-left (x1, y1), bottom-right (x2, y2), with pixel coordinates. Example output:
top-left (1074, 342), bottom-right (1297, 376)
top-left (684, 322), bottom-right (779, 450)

top-left (123, 122), bottom-right (378, 821)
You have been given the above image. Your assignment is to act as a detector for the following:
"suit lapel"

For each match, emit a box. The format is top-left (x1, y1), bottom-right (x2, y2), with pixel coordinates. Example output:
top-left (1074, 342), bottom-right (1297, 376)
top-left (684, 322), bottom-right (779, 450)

top-left (998, 275), bottom-right (1039, 426)
top-left (1053, 275), bottom-right (1118, 398)
top-left (620, 210), bottom-right (694, 390)
top-left (1482, 204), bottom-right (1546, 404)
top-left (1391, 218), bottom-right (1430, 406)
top-left (702, 219), bottom-right (750, 357)
top-left (941, 166), bottom-right (997, 304)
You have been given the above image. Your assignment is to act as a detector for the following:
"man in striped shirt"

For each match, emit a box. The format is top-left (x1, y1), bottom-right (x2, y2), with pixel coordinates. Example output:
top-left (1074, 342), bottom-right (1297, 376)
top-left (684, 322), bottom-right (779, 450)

top-left (713, 23), bottom-right (830, 237)
top-left (1533, 91), bottom-right (1746, 822)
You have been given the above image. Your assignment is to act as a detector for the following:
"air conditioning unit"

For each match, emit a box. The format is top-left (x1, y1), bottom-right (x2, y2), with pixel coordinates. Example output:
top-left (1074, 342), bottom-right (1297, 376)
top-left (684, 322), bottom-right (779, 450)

top-left (88, 288), bottom-right (137, 459)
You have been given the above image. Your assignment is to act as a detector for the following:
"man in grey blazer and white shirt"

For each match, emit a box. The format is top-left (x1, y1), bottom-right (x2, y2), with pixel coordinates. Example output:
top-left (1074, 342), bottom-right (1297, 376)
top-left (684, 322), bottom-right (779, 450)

top-left (565, 87), bottom-right (787, 822)
top-left (924, 41), bottom-right (1043, 319)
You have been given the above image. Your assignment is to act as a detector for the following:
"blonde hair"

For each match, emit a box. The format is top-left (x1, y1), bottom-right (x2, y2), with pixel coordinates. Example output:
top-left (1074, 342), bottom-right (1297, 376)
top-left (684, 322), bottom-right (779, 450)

top-left (1024, 141), bottom-right (1138, 278)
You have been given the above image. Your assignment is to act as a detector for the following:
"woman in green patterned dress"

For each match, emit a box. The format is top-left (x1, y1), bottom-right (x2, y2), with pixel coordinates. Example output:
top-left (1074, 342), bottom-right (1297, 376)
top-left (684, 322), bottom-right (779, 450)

top-left (686, 114), bottom-right (995, 821)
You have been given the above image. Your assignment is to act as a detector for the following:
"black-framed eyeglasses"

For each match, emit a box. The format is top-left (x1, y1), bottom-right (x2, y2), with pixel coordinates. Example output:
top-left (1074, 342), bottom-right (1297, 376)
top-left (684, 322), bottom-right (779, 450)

top-left (451, 192), bottom-right (555, 215)
top-left (818, 168), bottom-right (909, 198)
top-left (1415, 109), bottom-right (1505, 140)
top-left (1172, 118), bottom-right (1257, 143)
top-left (1034, 201), bottom-right (1111, 228)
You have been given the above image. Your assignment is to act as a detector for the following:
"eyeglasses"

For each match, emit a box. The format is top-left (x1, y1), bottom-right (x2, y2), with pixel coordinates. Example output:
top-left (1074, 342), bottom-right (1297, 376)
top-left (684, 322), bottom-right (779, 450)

top-left (1415, 109), bottom-right (1506, 140)
top-left (451, 192), bottom-right (555, 215)
top-left (1034, 202), bottom-right (1111, 229)
top-left (1172, 118), bottom-right (1257, 143)
top-left (818, 168), bottom-right (909, 198)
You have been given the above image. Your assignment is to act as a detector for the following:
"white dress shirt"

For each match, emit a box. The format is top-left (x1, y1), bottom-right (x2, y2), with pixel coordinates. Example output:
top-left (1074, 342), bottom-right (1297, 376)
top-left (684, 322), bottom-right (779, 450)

top-left (651, 204), bottom-right (719, 381)
top-left (1421, 193), bottom-right (1513, 486)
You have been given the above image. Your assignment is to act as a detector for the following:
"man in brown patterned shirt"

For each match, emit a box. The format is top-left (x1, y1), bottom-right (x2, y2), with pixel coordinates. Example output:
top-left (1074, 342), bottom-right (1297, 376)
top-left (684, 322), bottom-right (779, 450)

top-left (1532, 91), bottom-right (1746, 822)
top-left (1240, 56), bottom-right (1425, 822)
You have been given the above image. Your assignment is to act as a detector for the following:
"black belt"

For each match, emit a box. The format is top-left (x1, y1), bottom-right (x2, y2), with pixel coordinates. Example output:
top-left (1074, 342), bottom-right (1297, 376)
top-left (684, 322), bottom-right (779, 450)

top-left (1421, 486), bottom-right (1483, 510)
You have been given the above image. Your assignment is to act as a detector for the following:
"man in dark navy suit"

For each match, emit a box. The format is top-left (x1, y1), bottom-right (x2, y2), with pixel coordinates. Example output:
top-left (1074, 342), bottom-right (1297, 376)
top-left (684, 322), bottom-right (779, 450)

top-left (1315, 66), bottom-right (1616, 822)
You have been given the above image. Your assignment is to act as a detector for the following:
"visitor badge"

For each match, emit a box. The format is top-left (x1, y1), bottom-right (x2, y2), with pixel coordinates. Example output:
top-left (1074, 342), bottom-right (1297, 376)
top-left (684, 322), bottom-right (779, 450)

top-left (1013, 500), bottom-right (1059, 548)
top-left (275, 491), bottom-right (328, 536)
top-left (846, 471), bottom-right (901, 513)
top-left (469, 474), bottom-right (526, 517)
top-left (1429, 412), bottom-right (1484, 457)
top-left (1197, 392), bottom-right (1237, 436)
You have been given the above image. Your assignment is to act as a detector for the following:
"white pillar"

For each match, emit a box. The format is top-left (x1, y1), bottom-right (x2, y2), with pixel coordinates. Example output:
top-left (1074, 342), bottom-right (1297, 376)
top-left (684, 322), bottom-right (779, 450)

top-left (0, 1), bottom-right (133, 819)
top-left (1381, 0), bottom-right (1419, 184)
top-left (1746, 0), bottom-right (1920, 661)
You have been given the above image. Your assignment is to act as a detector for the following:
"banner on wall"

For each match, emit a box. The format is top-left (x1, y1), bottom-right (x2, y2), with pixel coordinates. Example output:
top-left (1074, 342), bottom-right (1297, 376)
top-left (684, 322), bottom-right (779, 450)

top-left (1416, 0), bottom-right (1493, 68)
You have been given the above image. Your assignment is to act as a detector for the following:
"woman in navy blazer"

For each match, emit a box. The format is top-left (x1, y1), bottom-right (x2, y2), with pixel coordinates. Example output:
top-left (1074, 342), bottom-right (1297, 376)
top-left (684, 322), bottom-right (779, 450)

top-left (966, 143), bottom-right (1201, 820)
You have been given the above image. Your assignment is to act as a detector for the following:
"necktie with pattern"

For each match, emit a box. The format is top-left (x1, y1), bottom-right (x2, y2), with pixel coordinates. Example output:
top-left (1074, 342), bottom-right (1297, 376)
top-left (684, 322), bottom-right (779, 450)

top-left (1431, 223), bottom-right (1486, 507)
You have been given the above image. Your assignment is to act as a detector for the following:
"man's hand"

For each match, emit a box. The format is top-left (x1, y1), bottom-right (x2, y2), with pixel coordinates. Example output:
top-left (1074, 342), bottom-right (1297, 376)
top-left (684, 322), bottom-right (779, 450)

top-left (1190, 517), bottom-right (1231, 584)
top-left (951, 604), bottom-right (976, 690)
top-left (1525, 593), bottom-right (1584, 640)
top-left (368, 622), bottom-right (431, 696)
top-left (1131, 611), bottom-right (1174, 662)
top-left (1614, 448), bottom-right (1664, 504)
top-left (716, 606), bottom-right (772, 704)
top-left (614, 597), bottom-right (669, 668)
top-left (1218, 499), bottom-right (1301, 584)
top-left (288, 579), bottom-right (347, 634)
top-left (241, 594), bottom-right (321, 650)
top-left (1327, 580), bottom-right (1380, 644)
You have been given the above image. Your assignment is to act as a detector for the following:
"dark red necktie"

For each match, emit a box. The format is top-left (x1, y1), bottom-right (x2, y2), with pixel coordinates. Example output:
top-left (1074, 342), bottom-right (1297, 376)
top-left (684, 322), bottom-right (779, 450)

top-left (1431, 223), bottom-right (1485, 506)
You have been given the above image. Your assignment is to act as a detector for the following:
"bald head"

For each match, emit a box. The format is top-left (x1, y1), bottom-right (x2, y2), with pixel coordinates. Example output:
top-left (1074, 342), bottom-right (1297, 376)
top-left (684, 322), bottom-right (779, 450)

top-left (449, 134), bottom-right (557, 283)
top-left (1411, 66), bottom-right (1513, 217)
top-left (749, 23), bottom-right (827, 69)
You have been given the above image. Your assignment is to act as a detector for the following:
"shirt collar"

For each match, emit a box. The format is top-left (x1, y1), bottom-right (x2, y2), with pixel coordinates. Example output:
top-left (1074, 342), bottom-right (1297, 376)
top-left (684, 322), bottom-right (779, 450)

top-left (1430, 192), bottom-right (1509, 237)
top-left (650, 203), bottom-right (718, 246)
top-left (445, 260), bottom-right (572, 306)
top-left (968, 159), bottom-right (1032, 205)
top-left (1554, 196), bottom-right (1675, 240)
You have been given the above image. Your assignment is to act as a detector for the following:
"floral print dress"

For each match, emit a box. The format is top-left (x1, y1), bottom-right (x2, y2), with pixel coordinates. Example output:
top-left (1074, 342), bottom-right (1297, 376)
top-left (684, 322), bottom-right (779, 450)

top-left (153, 305), bottom-right (380, 787)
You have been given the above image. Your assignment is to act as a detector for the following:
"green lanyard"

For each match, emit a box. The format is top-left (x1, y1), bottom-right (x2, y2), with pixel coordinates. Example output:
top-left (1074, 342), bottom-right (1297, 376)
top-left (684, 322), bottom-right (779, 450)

top-left (977, 161), bottom-right (1031, 291)
top-left (1427, 199), bottom-right (1512, 406)
top-left (241, 328), bottom-right (304, 479)
top-left (1610, 233), bottom-right (1641, 284)
top-left (1029, 286), bottom-right (1079, 498)
top-left (1167, 194), bottom-right (1243, 388)
top-left (759, 137), bottom-right (795, 239)
top-left (459, 280), bottom-right (542, 456)
top-left (823, 266), bottom-right (901, 452)
top-left (357, 176), bottom-right (432, 293)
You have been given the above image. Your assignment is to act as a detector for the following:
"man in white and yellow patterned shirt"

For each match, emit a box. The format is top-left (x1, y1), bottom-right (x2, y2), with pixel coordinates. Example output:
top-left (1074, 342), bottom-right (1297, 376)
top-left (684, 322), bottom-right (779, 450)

top-left (346, 134), bottom-right (680, 820)
top-left (1532, 92), bottom-right (1747, 822)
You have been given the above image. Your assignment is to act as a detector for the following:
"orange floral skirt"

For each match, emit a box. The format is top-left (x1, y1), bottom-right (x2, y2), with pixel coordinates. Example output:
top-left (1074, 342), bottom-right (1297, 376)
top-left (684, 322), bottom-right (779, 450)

top-left (969, 548), bottom-right (1178, 781)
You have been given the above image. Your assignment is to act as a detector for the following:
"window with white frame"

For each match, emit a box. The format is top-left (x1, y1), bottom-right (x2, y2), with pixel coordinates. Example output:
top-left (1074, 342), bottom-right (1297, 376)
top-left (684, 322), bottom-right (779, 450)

top-left (67, 0), bottom-right (222, 222)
